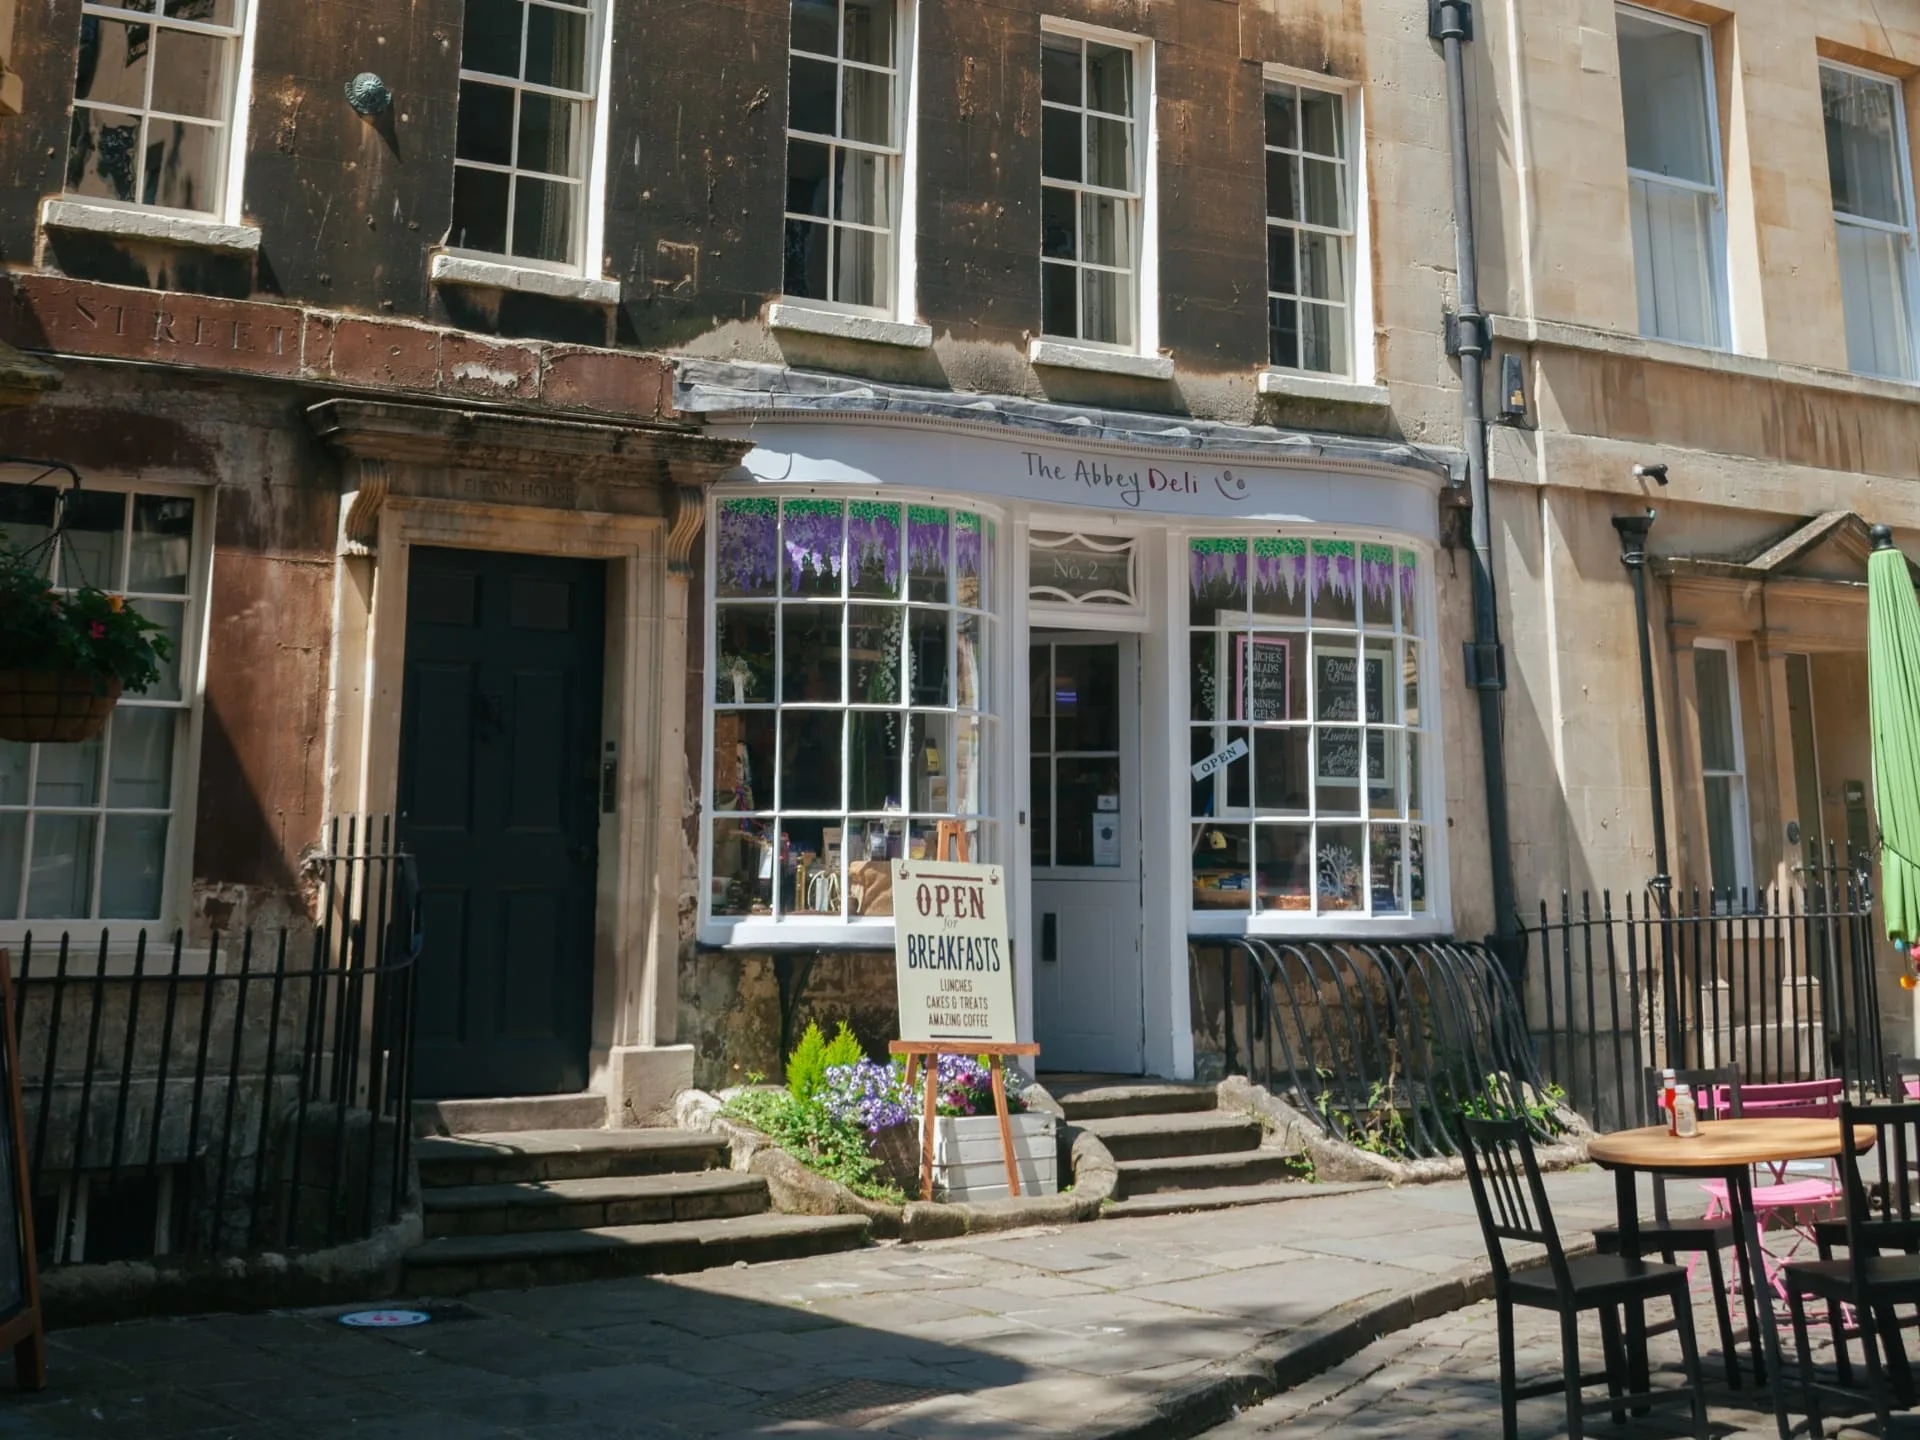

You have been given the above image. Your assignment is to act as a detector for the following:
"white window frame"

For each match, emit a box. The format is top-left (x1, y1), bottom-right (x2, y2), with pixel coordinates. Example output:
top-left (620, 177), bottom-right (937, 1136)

top-left (1259, 66), bottom-right (1367, 383)
top-left (1691, 637), bottom-right (1753, 903)
top-left (0, 476), bottom-right (212, 943)
top-left (1617, 4), bottom-right (1730, 351)
top-left (779, 0), bottom-right (918, 321)
top-left (1037, 17), bottom-right (1157, 358)
top-left (63, 0), bottom-right (259, 226)
top-left (698, 488), bottom-right (1009, 949)
top-left (447, 0), bottom-right (612, 278)
top-left (1180, 533), bottom-right (1443, 935)
top-left (1820, 58), bottom-right (1920, 382)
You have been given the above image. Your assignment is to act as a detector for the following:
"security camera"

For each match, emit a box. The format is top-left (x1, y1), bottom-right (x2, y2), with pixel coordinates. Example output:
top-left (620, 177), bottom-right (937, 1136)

top-left (1633, 463), bottom-right (1669, 485)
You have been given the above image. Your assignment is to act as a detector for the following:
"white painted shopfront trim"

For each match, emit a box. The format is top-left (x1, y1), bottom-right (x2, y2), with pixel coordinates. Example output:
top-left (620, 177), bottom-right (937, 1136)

top-left (696, 414), bottom-right (1449, 1080)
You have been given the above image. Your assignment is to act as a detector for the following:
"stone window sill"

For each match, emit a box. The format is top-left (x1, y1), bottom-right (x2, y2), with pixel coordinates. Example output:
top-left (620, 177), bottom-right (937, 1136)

top-left (1028, 339), bottom-right (1174, 382)
top-left (431, 252), bottom-right (621, 306)
top-left (1256, 368), bottom-right (1390, 406)
top-left (768, 302), bottom-right (932, 349)
top-left (700, 918), bottom-right (895, 951)
top-left (42, 197), bottom-right (260, 254)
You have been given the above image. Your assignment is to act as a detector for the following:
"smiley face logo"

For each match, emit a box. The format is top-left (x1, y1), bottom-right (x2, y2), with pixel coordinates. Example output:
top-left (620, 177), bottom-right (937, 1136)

top-left (1214, 468), bottom-right (1250, 502)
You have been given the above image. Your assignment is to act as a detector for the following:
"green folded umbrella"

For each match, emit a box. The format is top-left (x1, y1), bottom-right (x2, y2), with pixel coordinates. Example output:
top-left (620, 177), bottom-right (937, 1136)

top-left (1869, 525), bottom-right (1920, 944)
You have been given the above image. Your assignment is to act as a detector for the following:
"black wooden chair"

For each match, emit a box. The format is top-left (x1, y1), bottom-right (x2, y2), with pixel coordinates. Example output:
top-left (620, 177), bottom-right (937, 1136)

top-left (1591, 1064), bottom-right (1754, 1384)
top-left (1785, 1101), bottom-right (1920, 1437)
top-left (1461, 1115), bottom-right (1710, 1440)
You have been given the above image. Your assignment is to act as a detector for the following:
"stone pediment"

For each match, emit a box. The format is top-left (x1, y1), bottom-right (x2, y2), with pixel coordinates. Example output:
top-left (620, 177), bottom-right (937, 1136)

top-left (1653, 510), bottom-right (1918, 588)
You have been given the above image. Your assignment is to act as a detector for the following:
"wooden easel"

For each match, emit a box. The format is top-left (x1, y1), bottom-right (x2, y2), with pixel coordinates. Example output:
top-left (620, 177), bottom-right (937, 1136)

top-left (0, 952), bottom-right (45, 1390)
top-left (889, 825), bottom-right (1041, 1202)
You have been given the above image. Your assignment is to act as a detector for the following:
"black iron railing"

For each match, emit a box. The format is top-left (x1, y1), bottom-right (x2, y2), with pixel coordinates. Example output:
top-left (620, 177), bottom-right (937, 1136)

top-left (9, 816), bottom-right (420, 1266)
top-left (1194, 938), bottom-right (1555, 1159)
top-left (1524, 854), bottom-right (1885, 1133)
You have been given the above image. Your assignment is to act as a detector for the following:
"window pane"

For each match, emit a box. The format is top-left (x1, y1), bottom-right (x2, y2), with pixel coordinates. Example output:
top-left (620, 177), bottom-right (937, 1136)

top-left (1268, 296), bottom-right (1299, 368)
top-left (848, 709), bottom-right (905, 810)
top-left (517, 93), bottom-right (584, 178)
top-left (36, 731), bottom-right (101, 807)
top-left (956, 514), bottom-right (987, 610)
top-left (512, 175), bottom-right (575, 262)
top-left (100, 814), bottom-right (167, 918)
top-left (457, 80), bottom-right (515, 165)
top-left (1082, 192), bottom-right (1129, 268)
top-left (143, 118), bottom-right (220, 212)
top-left (1256, 825), bottom-right (1312, 912)
top-left (784, 218), bottom-right (830, 299)
top-left (849, 819), bottom-right (903, 916)
top-left (1042, 186), bottom-right (1077, 259)
top-left (713, 710), bottom-right (775, 810)
top-left (843, 0), bottom-right (893, 66)
top-left (1617, 10), bottom-right (1713, 186)
top-left (711, 818), bottom-right (773, 915)
top-left (716, 499), bottom-right (779, 597)
top-left (0, 484), bottom-right (56, 557)
top-left (1190, 540), bottom-right (1248, 624)
top-left (1252, 540), bottom-right (1308, 619)
top-left (1031, 758), bottom-right (1053, 866)
top-left (783, 500), bottom-right (844, 598)
top-left (1054, 756), bottom-right (1120, 865)
top-left (1315, 728), bottom-right (1362, 815)
top-left (129, 494), bottom-right (194, 593)
top-left (139, 600), bottom-right (186, 702)
top-left (451, 165), bottom-right (511, 253)
top-left (524, 3), bottom-right (589, 90)
top-left (790, 0), bottom-right (837, 58)
top-left (907, 507), bottom-right (949, 603)
top-left (27, 814), bottom-right (95, 919)
top-left (1053, 644), bottom-right (1118, 752)
top-left (150, 28), bottom-right (225, 120)
top-left (1042, 261), bottom-right (1077, 337)
top-left (834, 224), bottom-right (882, 308)
top-left (463, 0), bottom-right (524, 76)
top-left (1838, 222), bottom-right (1915, 380)
top-left (1361, 547), bottom-right (1396, 629)
top-left (1041, 37), bottom-right (1081, 106)
top-left (1264, 85), bottom-right (1297, 149)
top-left (1267, 226), bottom-right (1296, 297)
top-left (1299, 231), bottom-right (1344, 301)
top-left (1086, 42), bottom-right (1131, 116)
top-left (1310, 541), bottom-right (1357, 623)
top-left (1302, 158), bottom-right (1343, 229)
top-left (1192, 824), bottom-right (1250, 911)
top-left (917, 713), bottom-right (984, 813)
top-left (68, 109), bottom-right (143, 203)
top-left (781, 710), bottom-right (843, 809)
top-left (59, 489), bottom-right (125, 591)
top-left (1301, 88), bottom-right (1343, 158)
top-left (848, 604), bottom-right (902, 704)
top-left (0, 741), bottom-right (26, 805)
top-left (1316, 823), bottom-right (1366, 911)
top-left (107, 707), bottom-right (175, 809)
top-left (1087, 116), bottom-right (1131, 190)
top-left (1370, 824), bottom-right (1405, 914)
top-left (1630, 176), bottom-right (1719, 345)
top-left (835, 147), bottom-right (889, 226)
top-left (847, 503), bottom-right (902, 599)
top-left (956, 612), bottom-right (986, 710)
top-left (782, 604), bottom-right (843, 703)
top-left (790, 55), bottom-right (836, 135)
top-left (1082, 267), bottom-right (1129, 346)
top-left (0, 814), bottom-right (20, 920)
top-left (1823, 66), bottom-right (1906, 226)
top-left (1301, 303), bottom-right (1346, 375)
top-left (786, 137), bottom-right (832, 219)
top-left (1235, 633), bottom-right (1303, 721)
top-left (908, 609), bottom-right (950, 706)
top-left (842, 67), bottom-right (892, 146)
top-left (1042, 107), bottom-right (1082, 183)
top-left (1693, 646), bottom-right (1738, 772)
top-left (1190, 724), bottom-right (1250, 814)
top-left (783, 821), bottom-right (841, 915)
top-left (75, 19), bottom-right (150, 108)
top-left (1703, 774), bottom-right (1740, 898)
top-left (1267, 150), bottom-right (1299, 222)
top-left (1252, 727), bottom-right (1309, 814)
top-left (1410, 825), bottom-right (1429, 911)
top-left (714, 605), bottom-right (776, 703)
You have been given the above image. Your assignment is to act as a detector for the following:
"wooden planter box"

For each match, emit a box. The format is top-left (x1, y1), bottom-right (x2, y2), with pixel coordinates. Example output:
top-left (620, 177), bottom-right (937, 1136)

top-left (933, 1113), bottom-right (1057, 1202)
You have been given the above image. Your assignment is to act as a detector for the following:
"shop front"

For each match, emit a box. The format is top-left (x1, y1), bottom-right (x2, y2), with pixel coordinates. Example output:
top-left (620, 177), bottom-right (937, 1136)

top-left (680, 363), bottom-right (1455, 1080)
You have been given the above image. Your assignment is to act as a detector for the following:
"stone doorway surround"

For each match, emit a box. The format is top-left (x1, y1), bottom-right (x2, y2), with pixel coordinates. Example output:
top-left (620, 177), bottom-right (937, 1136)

top-left (308, 398), bottom-right (748, 1125)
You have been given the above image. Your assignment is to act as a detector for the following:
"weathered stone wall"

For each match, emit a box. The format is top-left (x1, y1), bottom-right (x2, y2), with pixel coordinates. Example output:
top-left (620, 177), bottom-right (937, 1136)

top-left (677, 946), bottom-right (901, 1089)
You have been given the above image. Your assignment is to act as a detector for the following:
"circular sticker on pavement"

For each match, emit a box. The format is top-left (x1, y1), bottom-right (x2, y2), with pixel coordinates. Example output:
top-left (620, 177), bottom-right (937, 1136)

top-left (338, 1309), bottom-right (432, 1329)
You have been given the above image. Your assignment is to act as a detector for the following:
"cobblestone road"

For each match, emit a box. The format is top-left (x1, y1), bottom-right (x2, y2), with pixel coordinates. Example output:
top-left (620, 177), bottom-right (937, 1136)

top-left (1209, 1293), bottom-right (1910, 1440)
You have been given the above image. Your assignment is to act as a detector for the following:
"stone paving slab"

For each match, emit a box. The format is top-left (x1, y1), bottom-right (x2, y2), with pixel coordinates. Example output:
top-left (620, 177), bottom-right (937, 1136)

top-left (0, 1170), bottom-right (1635, 1439)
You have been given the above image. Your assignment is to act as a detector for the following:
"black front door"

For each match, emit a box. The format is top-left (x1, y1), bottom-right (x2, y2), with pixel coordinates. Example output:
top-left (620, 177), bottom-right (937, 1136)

top-left (399, 546), bottom-right (606, 1098)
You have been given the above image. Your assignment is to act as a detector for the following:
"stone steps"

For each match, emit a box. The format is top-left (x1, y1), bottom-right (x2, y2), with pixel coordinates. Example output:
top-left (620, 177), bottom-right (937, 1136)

top-left (404, 1213), bottom-right (873, 1294)
top-left (413, 1092), bottom-right (608, 1138)
top-left (1054, 1081), bottom-right (1216, 1122)
top-left (415, 1128), bottom-right (729, 1187)
top-left (1078, 1110), bottom-right (1264, 1162)
top-left (421, 1171), bottom-right (770, 1239)
top-left (1114, 1149), bottom-right (1306, 1197)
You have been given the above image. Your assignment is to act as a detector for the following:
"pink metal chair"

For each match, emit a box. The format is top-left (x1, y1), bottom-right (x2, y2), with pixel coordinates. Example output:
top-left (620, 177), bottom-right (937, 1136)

top-left (1700, 1078), bottom-right (1844, 1299)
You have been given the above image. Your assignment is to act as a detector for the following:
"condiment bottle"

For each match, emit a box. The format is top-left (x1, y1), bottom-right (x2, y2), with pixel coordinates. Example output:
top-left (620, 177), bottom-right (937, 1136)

top-left (1661, 1068), bottom-right (1677, 1133)
top-left (1673, 1082), bottom-right (1698, 1139)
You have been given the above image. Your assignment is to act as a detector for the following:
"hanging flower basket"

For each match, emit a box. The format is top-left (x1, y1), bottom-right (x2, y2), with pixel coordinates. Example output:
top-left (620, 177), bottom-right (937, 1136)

top-left (0, 670), bottom-right (122, 744)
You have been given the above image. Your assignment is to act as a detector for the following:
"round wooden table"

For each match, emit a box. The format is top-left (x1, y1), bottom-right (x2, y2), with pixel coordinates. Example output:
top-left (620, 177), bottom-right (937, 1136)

top-left (1588, 1118), bottom-right (1872, 1440)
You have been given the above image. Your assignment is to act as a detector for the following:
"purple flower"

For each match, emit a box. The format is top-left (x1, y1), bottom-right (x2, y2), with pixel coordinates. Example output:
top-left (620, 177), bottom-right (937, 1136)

top-left (1252, 539), bottom-right (1306, 605)
top-left (1399, 552), bottom-right (1417, 619)
top-left (1190, 540), bottom-right (1246, 600)
top-left (908, 506), bottom-right (950, 596)
top-left (783, 501), bottom-right (844, 594)
top-left (716, 499), bottom-right (778, 596)
top-left (1360, 545), bottom-right (1395, 615)
top-left (848, 502), bottom-right (901, 596)
top-left (954, 513), bottom-right (982, 585)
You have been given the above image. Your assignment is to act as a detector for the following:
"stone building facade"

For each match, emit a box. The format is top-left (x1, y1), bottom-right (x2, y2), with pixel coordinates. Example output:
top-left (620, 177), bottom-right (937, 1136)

top-left (12, 0), bottom-right (1913, 1111)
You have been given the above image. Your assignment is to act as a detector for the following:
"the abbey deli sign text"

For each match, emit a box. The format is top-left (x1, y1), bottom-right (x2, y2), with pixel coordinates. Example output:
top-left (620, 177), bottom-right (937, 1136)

top-left (1021, 450), bottom-right (1255, 511)
top-left (893, 862), bottom-right (1017, 1044)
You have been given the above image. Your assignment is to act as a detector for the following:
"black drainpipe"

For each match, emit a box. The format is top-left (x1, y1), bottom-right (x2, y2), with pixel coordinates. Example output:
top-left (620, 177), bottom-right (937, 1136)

top-left (1431, 0), bottom-right (1522, 978)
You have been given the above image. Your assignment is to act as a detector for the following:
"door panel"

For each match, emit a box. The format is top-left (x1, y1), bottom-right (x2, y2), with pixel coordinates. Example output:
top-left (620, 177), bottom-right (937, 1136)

top-left (400, 546), bottom-right (606, 1098)
top-left (1030, 635), bottom-right (1144, 1074)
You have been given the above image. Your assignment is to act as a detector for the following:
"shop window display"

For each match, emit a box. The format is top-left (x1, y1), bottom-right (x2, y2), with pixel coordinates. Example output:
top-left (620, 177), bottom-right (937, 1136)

top-left (707, 496), bottom-right (997, 925)
top-left (1188, 536), bottom-right (1427, 920)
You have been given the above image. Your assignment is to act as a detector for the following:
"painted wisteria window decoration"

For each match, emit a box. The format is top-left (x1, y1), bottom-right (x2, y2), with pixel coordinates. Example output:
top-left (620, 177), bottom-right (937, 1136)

top-left (707, 494), bottom-right (999, 928)
top-left (1188, 535), bottom-right (1427, 921)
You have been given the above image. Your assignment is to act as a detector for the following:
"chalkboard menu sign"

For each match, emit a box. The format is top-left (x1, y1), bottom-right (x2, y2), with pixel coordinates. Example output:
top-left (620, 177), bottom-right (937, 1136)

top-left (0, 953), bottom-right (44, 1388)
top-left (1234, 636), bottom-right (1292, 722)
top-left (1314, 650), bottom-right (1386, 724)
top-left (1316, 724), bottom-right (1390, 787)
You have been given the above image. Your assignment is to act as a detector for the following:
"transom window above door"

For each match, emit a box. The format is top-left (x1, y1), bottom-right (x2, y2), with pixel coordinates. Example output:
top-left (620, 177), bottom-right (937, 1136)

top-left (1028, 531), bottom-right (1137, 608)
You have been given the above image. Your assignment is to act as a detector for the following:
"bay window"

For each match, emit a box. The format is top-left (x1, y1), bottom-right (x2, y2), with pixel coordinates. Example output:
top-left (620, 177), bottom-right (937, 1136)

top-left (1188, 536), bottom-right (1428, 921)
top-left (0, 482), bottom-right (201, 923)
top-left (1821, 62), bottom-right (1920, 381)
top-left (705, 495), bottom-right (999, 929)
top-left (1616, 6), bottom-right (1727, 349)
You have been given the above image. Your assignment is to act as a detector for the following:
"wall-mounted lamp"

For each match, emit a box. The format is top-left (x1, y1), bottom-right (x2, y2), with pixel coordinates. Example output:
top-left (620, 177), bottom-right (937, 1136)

top-left (345, 73), bottom-right (393, 117)
top-left (1633, 462), bottom-right (1670, 486)
top-left (1497, 352), bottom-right (1527, 423)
